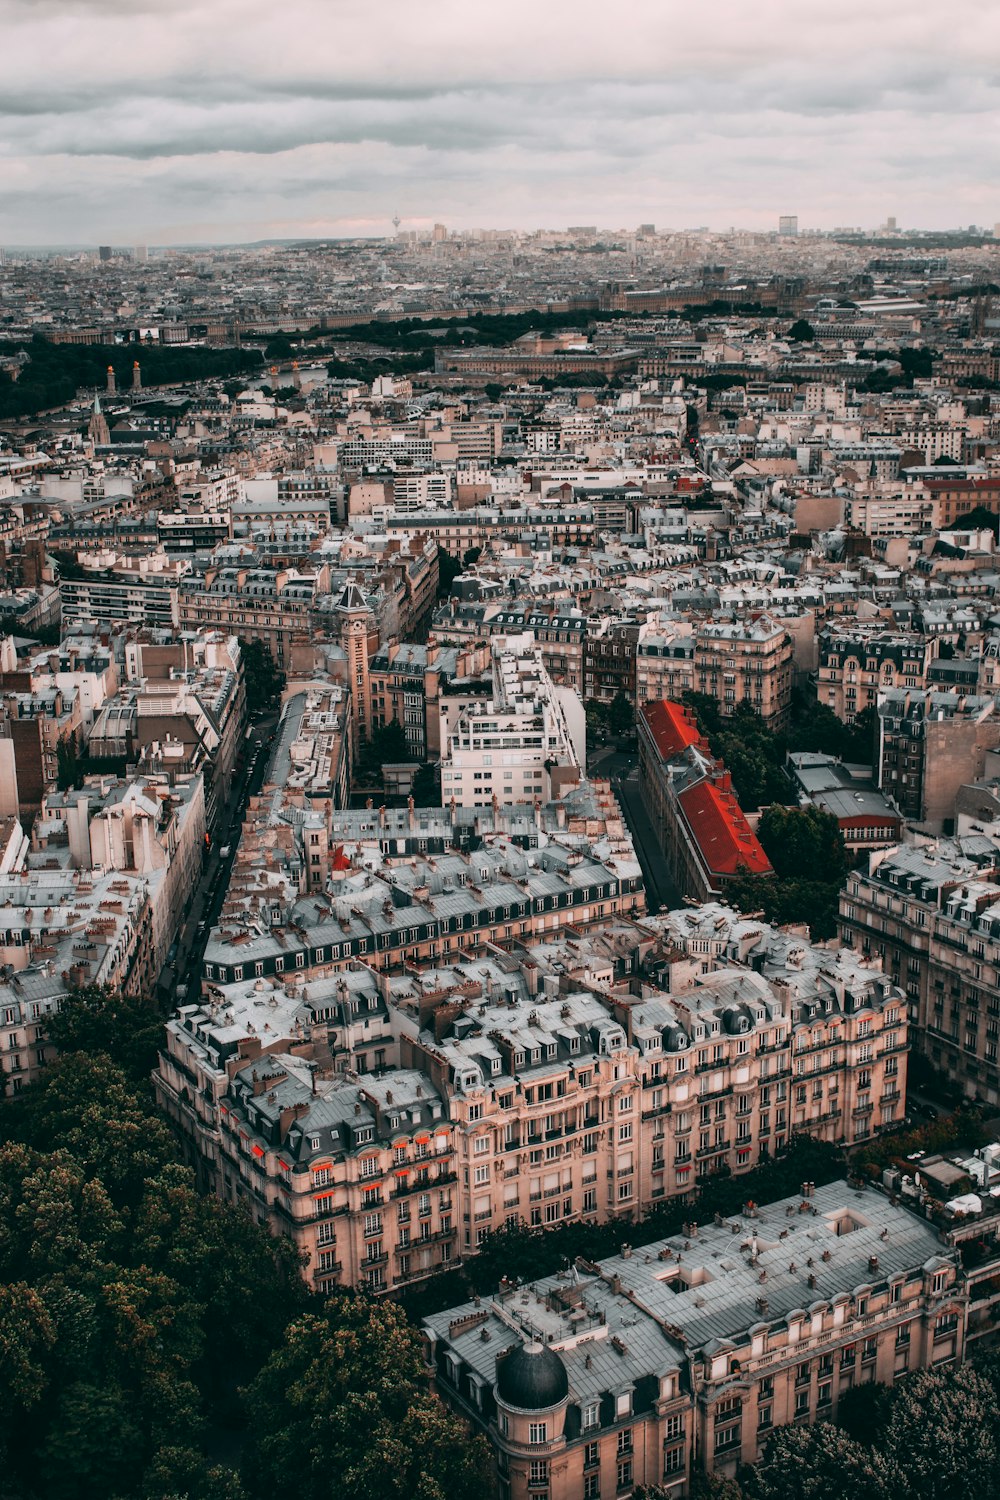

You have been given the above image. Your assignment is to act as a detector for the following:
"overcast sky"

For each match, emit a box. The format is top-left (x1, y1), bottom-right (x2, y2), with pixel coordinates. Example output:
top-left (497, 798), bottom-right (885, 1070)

top-left (2, 0), bottom-right (998, 244)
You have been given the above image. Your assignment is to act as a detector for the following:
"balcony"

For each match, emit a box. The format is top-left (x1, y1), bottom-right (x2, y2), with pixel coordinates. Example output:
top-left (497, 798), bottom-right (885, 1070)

top-left (363, 1250), bottom-right (389, 1268)
top-left (696, 1142), bottom-right (730, 1160)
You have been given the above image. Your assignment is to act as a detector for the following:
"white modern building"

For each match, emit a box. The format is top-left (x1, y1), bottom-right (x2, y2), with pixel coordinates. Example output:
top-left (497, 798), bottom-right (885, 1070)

top-left (440, 633), bottom-right (585, 808)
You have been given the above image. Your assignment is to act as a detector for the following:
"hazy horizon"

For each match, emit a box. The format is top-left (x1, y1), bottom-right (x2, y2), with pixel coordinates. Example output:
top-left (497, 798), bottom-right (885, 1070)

top-left (3, 0), bottom-right (997, 246)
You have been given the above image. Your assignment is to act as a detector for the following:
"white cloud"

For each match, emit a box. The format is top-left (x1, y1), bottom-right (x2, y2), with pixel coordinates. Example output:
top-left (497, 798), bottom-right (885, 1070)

top-left (0, 0), bottom-right (997, 240)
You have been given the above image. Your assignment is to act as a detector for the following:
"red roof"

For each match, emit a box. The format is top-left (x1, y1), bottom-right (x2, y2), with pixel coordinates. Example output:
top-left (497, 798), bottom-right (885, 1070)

top-left (642, 699), bottom-right (702, 761)
top-left (331, 844), bottom-right (352, 871)
top-left (677, 777), bottom-right (773, 879)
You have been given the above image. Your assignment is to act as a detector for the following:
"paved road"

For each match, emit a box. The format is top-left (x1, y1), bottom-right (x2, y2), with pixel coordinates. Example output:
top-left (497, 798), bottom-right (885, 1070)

top-left (158, 709), bottom-right (279, 1002)
top-left (612, 767), bottom-right (683, 915)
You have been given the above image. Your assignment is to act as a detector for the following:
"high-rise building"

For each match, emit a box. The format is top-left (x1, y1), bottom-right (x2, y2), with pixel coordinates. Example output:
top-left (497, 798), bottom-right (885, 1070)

top-left (98, 245), bottom-right (113, 261)
top-left (778, 215), bottom-right (798, 237)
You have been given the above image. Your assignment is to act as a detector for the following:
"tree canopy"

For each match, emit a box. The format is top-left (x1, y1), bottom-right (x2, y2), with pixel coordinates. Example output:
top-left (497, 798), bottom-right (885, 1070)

top-left (241, 1296), bottom-right (491, 1500)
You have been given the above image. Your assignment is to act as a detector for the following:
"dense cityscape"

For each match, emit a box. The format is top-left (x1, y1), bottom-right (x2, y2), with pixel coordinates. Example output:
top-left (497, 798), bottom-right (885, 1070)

top-left (5, 211), bottom-right (1000, 1500)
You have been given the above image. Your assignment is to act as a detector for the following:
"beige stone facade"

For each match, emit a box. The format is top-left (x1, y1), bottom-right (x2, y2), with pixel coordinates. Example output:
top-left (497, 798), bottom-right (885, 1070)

top-left (424, 1180), bottom-right (965, 1500)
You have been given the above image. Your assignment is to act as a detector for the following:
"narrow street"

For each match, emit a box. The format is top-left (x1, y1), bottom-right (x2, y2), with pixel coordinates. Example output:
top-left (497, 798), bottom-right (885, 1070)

top-left (157, 708), bottom-right (279, 1004)
top-left (612, 766), bottom-right (683, 916)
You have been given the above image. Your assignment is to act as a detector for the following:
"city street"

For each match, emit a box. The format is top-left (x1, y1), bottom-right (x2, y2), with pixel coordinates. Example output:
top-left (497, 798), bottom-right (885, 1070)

top-left (611, 766), bottom-right (682, 915)
top-left (157, 708), bottom-right (279, 1003)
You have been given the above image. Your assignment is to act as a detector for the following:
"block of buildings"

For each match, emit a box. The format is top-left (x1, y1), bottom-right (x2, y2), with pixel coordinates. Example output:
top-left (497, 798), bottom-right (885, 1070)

top-left (638, 700), bottom-right (773, 899)
top-left (424, 1180), bottom-right (963, 1499)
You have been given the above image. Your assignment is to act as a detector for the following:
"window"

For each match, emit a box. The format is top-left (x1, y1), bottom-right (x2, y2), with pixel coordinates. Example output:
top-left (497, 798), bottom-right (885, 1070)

top-left (617, 1429), bottom-right (632, 1455)
top-left (664, 1444), bottom-right (684, 1475)
top-left (473, 1135), bottom-right (490, 1155)
top-left (529, 1422), bottom-right (547, 1444)
top-left (528, 1459), bottom-right (548, 1487)
top-left (665, 1413), bottom-right (684, 1440)
top-left (585, 1439), bottom-right (600, 1469)
top-left (615, 1392), bottom-right (632, 1419)
top-left (616, 1458), bottom-right (632, 1490)
top-left (584, 1475), bottom-right (600, 1500)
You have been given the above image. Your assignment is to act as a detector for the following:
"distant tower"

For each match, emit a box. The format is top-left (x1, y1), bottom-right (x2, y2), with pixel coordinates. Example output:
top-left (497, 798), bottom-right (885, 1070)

top-left (432, 223), bottom-right (448, 242)
top-left (291, 360), bottom-right (301, 391)
top-left (132, 360), bottom-right (141, 392)
top-left (106, 364), bottom-right (116, 396)
top-left (88, 394), bottom-right (110, 448)
top-left (392, 214), bottom-right (401, 235)
top-left (335, 582), bottom-right (373, 761)
top-left (778, 215), bottom-right (798, 237)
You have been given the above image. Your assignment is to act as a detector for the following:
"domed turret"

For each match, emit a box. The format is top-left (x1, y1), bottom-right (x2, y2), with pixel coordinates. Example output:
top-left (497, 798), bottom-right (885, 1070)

top-left (496, 1341), bottom-right (569, 1410)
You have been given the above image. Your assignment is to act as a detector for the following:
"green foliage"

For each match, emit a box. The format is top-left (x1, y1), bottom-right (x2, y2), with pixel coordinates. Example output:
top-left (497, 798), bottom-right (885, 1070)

top-left (874, 1363), bottom-right (999, 1500)
top-left (239, 638), bottom-right (285, 716)
top-left (756, 804), bottom-right (848, 882)
top-left (411, 760), bottom-right (440, 808)
top-left (356, 719), bottom-right (410, 787)
top-left (725, 871), bottom-right (844, 941)
top-left (436, 544), bottom-right (464, 599)
top-left (241, 1295), bottom-right (492, 1500)
top-left (678, 689), bottom-right (873, 939)
top-left (587, 692), bottom-right (636, 739)
top-left (0, 337), bottom-right (263, 419)
top-left (0, 1049), bottom-right (308, 1500)
top-left (787, 319), bottom-right (816, 342)
top-left (46, 983), bottom-right (166, 1089)
top-left (0, 613), bottom-right (60, 646)
top-left (609, 690), bottom-right (635, 736)
top-left (851, 1104), bottom-right (991, 1181)
top-left (742, 1422), bottom-right (878, 1500)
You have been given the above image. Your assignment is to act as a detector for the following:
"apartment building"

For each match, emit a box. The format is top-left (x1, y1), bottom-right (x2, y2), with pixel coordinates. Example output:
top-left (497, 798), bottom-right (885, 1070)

top-left (158, 891), bottom-right (907, 1296)
top-left (178, 564), bottom-right (325, 669)
top-left (693, 615), bottom-right (793, 728)
top-left (59, 553), bottom-right (184, 629)
top-left (635, 621), bottom-right (696, 708)
top-left (368, 637), bottom-right (490, 760)
top-left (0, 859), bottom-right (154, 1095)
top-left (31, 771), bottom-right (205, 981)
top-left (440, 633), bottom-right (585, 808)
top-left (582, 619), bottom-right (638, 705)
top-left (818, 627), bottom-right (936, 724)
top-left (638, 700), bottom-right (773, 900)
top-left (425, 1181), bottom-right (963, 1500)
top-left (201, 781), bottom-right (645, 991)
top-left (877, 689), bottom-right (1000, 829)
top-left (839, 838), bottom-right (1000, 1106)
top-left (87, 632), bottom-right (245, 832)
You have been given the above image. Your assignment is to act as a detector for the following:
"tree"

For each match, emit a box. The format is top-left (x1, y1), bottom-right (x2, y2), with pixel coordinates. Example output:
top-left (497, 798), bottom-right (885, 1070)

top-left (608, 690), bottom-right (635, 737)
top-left (411, 760), bottom-right (440, 807)
top-left (239, 638), bottom-right (285, 717)
top-left (788, 319), bottom-right (815, 343)
top-left (436, 545), bottom-right (463, 599)
top-left (755, 805), bottom-right (848, 884)
top-left (356, 720), bottom-right (410, 787)
top-left (742, 1421), bottom-right (880, 1500)
top-left (874, 1364), bottom-right (1000, 1500)
top-left (241, 1296), bottom-right (492, 1500)
top-left (46, 983), bottom-right (166, 1089)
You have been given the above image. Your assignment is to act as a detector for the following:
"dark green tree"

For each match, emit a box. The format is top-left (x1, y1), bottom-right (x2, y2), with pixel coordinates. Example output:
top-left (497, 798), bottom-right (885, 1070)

top-left (787, 319), bottom-right (816, 343)
top-left (755, 804), bottom-right (848, 883)
top-left (874, 1364), bottom-right (999, 1500)
top-left (436, 546), bottom-right (464, 599)
top-left (46, 983), bottom-right (166, 1089)
top-left (241, 1296), bottom-right (492, 1500)
top-left (742, 1421), bottom-right (881, 1500)
top-left (608, 690), bottom-right (635, 737)
top-left (239, 638), bottom-right (285, 716)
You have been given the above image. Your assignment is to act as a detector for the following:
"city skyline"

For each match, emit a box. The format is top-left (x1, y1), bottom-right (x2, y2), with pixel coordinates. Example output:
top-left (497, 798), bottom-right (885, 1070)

top-left (2, 0), bottom-right (997, 244)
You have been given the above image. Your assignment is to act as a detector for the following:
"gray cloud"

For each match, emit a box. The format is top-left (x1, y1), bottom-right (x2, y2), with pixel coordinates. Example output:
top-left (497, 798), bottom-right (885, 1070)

top-left (0, 0), bottom-right (997, 241)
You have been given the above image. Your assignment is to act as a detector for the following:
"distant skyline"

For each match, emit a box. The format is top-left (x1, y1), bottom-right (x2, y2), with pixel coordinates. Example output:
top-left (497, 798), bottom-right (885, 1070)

top-left (2, 0), bottom-right (998, 246)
